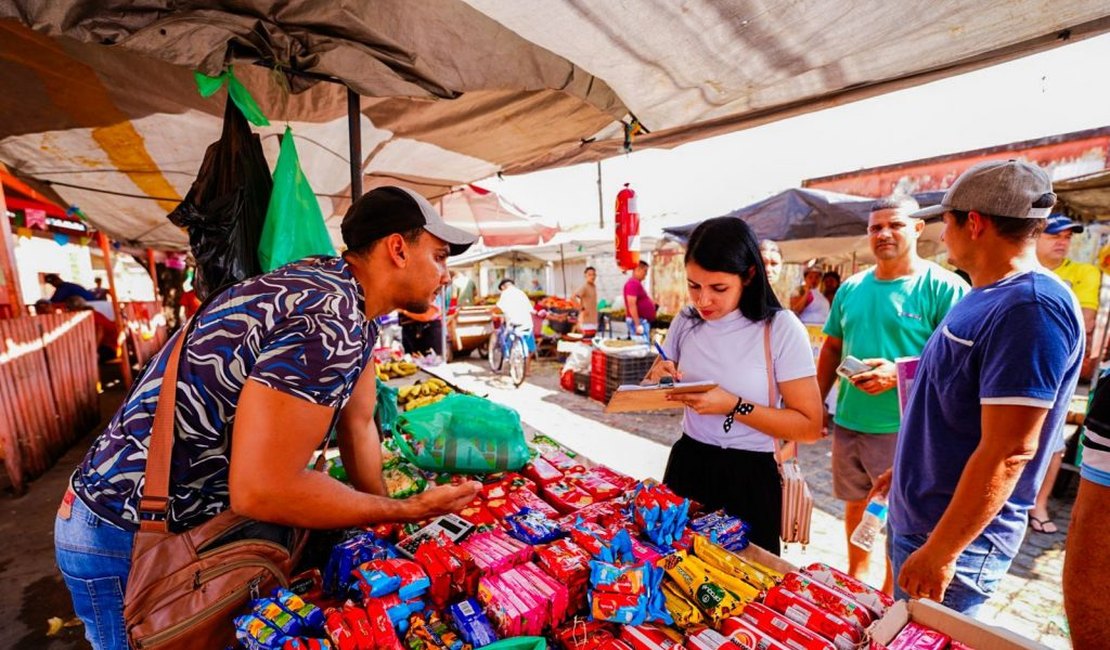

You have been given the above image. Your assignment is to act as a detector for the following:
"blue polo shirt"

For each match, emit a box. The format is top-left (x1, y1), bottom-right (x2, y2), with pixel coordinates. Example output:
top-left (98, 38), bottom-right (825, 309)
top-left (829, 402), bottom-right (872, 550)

top-left (890, 269), bottom-right (1082, 557)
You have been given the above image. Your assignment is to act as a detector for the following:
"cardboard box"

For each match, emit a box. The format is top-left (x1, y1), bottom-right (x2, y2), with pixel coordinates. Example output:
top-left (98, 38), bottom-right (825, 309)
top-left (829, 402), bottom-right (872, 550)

top-left (737, 543), bottom-right (798, 576)
top-left (869, 600), bottom-right (1049, 650)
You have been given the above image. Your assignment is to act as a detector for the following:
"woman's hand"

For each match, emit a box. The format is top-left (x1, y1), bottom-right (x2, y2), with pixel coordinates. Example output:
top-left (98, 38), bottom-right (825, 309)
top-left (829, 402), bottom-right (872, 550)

top-left (644, 359), bottom-right (682, 383)
top-left (668, 387), bottom-right (736, 415)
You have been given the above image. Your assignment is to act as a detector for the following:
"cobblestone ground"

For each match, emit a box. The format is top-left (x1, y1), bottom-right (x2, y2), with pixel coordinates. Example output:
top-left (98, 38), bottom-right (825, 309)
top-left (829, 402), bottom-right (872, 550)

top-left (439, 354), bottom-right (1075, 648)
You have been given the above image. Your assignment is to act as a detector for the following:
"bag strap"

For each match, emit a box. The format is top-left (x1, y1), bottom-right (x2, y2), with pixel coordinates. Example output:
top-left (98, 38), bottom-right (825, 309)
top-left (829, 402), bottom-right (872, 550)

top-left (138, 327), bottom-right (187, 533)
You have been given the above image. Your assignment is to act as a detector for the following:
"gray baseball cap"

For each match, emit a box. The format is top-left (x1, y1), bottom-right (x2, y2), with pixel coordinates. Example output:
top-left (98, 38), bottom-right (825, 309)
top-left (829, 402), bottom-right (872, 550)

top-left (341, 186), bottom-right (477, 255)
top-left (911, 160), bottom-right (1056, 221)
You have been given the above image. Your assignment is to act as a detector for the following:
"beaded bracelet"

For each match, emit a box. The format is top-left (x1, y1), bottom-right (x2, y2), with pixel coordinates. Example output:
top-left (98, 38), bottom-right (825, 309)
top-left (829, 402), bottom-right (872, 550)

top-left (722, 397), bottom-right (755, 432)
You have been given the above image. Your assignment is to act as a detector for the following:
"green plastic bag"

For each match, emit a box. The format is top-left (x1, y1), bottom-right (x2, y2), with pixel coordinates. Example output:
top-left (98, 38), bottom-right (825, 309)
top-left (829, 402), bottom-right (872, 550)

top-left (481, 638), bottom-right (546, 650)
top-left (394, 394), bottom-right (529, 474)
top-left (258, 126), bottom-right (337, 272)
top-left (375, 378), bottom-right (400, 436)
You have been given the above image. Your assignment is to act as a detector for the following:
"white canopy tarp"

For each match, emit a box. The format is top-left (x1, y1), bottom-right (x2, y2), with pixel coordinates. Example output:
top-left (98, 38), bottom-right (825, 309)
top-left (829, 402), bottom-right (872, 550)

top-left (2, 2), bottom-right (1108, 249)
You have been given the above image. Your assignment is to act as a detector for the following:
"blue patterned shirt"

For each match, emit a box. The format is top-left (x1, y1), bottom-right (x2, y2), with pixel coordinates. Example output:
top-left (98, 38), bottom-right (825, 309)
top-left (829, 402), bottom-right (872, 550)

top-left (72, 256), bottom-right (376, 532)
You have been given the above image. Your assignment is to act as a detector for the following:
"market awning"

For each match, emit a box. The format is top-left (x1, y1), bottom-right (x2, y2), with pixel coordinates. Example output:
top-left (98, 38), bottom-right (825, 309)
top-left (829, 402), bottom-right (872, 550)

top-left (1055, 169), bottom-right (1110, 220)
top-left (1, 2), bottom-right (1109, 248)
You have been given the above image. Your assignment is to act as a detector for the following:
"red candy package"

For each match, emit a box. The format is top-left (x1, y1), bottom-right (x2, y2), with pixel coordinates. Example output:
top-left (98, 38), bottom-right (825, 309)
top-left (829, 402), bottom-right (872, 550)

top-left (523, 457), bottom-right (564, 485)
top-left (801, 563), bottom-right (894, 618)
top-left (741, 602), bottom-right (836, 650)
top-left (720, 616), bottom-right (793, 650)
top-left (587, 465), bottom-right (638, 491)
top-left (560, 500), bottom-right (627, 529)
top-left (569, 472), bottom-right (623, 501)
top-left (781, 572), bottom-right (874, 629)
top-left (684, 626), bottom-right (748, 650)
top-left (509, 488), bottom-right (562, 519)
top-left (364, 599), bottom-right (403, 650)
top-left (542, 450), bottom-right (586, 474)
top-left (620, 623), bottom-right (684, 650)
top-left (486, 496), bottom-right (523, 521)
top-left (543, 481), bottom-right (595, 514)
top-left (763, 586), bottom-right (862, 650)
top-left (554, 618), bottom-right (619, 650)
top-left (888, 622), bottom-right (950, 650)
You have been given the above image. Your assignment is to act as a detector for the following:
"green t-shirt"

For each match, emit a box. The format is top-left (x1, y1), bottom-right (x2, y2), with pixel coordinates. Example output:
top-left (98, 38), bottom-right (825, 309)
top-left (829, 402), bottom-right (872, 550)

top-left (823, 261), bottom-right (968, 434)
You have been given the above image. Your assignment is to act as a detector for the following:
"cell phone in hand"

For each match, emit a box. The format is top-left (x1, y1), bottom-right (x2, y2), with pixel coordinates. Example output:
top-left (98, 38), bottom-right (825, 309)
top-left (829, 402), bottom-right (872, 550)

top-left (836, 355), bottom-right (872, 380)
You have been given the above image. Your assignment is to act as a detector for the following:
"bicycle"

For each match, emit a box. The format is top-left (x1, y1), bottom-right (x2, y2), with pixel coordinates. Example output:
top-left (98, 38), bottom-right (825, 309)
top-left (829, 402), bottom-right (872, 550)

top-left (487, 319), bottom-right (535, 387)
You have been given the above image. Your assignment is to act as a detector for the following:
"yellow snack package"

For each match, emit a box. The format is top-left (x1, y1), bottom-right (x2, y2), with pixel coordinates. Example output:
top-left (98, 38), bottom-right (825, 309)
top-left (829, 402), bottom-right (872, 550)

top-left (661, 579), bottom-right (704, 629)
top-left (700, 560), bottom-right (761, 604)
top-left (692, 534), bottom-right (780, 591)
top-left (660, 551), bottom-right (744, 623)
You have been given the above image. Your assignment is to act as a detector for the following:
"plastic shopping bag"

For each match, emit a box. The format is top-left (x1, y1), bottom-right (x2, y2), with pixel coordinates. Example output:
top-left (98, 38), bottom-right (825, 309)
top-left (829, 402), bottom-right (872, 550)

top-left (394, 394), bottom-right (528, 474)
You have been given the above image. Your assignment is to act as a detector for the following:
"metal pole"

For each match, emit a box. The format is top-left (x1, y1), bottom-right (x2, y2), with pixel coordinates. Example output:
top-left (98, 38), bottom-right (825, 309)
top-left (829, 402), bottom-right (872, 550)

top-left (596, 161), bottom-right (604, 229)
top-left (97, 231), bottom-right (133, 387)
top-left (559, 245), bottom-right (568, 296)
top-left (347, 87), bottom-right (363, 201)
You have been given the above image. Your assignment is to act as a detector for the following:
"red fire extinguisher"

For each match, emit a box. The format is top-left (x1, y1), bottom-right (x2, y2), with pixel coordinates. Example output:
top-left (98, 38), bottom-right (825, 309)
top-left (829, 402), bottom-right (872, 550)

top-left (615, 183), bottom-right (641, 272)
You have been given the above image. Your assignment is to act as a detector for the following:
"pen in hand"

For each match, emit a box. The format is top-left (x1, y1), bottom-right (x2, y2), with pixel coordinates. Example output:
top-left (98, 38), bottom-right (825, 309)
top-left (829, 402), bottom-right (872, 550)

top-left (652, 341), bottom-right (682, 382)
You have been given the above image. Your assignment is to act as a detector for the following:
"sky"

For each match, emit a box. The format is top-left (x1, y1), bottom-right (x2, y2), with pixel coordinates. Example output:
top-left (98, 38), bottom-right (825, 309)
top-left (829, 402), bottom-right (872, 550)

top-left (477, 33), bottom-right (1110, 231)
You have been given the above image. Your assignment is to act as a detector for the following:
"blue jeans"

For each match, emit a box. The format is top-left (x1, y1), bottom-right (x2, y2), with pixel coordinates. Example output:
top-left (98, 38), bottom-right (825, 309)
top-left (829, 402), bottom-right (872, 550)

top-left (625, 317), bottom-right (651, 343)
top-left (55, 489), bottom-right (135, 650)
top-left (888, 530), bottom-right (1013, 617)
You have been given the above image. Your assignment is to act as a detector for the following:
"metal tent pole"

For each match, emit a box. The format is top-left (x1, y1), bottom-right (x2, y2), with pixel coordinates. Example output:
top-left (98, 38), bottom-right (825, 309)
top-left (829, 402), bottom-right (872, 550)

top-left (97, 232), bottom-right (133, 387)
top-left (348, 88), bottom-right (363, 201)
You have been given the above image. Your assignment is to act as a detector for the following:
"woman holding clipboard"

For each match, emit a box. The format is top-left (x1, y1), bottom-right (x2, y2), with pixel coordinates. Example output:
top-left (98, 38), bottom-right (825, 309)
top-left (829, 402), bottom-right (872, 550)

top-left (645, 217), bottom-right (824, 554)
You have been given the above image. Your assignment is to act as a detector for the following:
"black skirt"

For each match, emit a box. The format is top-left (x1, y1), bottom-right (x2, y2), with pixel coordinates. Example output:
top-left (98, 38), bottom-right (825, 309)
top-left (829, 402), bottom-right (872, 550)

top-left (663, 433), bottom-right (783, 555)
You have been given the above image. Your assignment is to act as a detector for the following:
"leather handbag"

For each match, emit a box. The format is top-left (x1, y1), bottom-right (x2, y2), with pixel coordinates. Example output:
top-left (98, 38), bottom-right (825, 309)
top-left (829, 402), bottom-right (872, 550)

top-left (123, 327), bottom-right (308, 649)
top-left (762, 320), bottom-right (814, 546)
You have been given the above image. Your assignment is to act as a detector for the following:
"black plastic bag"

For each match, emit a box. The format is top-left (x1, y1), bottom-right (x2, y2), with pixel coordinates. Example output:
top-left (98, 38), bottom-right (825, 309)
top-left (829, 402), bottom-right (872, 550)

top-left (168, 97), bottom-right (271, 297)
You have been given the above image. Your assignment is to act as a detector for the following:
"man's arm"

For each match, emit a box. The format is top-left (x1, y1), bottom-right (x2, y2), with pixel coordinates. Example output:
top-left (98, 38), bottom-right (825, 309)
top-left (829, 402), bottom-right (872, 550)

top-left (229, 380), bottom-right (479, 529)
top-left (897, 404), bottom-right (1047, 601)
top-left (625, 287), bottom-right (641, 331)
top-left (816, 335), bottom-right (843, 402)
top-left (1065, 478), bottom-right (1110, 650)
top-left (336, 366), bottom-right (387, 497)
top-left (789, 287), bottom-right (811, 314)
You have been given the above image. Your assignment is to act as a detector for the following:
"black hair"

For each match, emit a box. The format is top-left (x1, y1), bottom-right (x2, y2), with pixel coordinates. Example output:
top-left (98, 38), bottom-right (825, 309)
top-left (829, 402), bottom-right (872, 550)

top-left (870, 196), bottom-right (920, 213)
top-left (345, 227), bottom-right (423, 258)
top-left (683, 217), bottom-right (782, 323)
top-left (950, 210), bottom-right (1046, 243)
top-left (823, 270), bottom-right (841, 281)
top-left (584, 266), bottom-right (596, 274)
top-left (637, 260), bottom-right (649, 269)
top-left (498, 278), bottom-right (514, 291)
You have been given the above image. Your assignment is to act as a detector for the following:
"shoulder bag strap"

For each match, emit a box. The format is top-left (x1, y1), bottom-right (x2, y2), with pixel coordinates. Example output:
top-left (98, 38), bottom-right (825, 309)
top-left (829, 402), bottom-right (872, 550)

top-left (138, 327), bottom-right (188, 533)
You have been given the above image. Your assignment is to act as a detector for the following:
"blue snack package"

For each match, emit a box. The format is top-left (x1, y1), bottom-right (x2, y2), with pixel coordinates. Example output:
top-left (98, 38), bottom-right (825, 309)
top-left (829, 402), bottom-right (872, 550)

top-left (589, 560), bottom-right (649, 596)
top-left (273, 588), bottom-right (325, 631)
top-left (505, 507), bottom-right (563, 544)
top-left (254, 599), bottom-right (304, 636)
top-left (353, 565), bottom-right (402, 599)
top-left (597, 528), bottom-right (635, 565)
top-left (325, 532), bottom-right (398, 595)
top-left (235, 612), bottom-right (287, 650)
top-left (448, 598), bottom-right (499, 647)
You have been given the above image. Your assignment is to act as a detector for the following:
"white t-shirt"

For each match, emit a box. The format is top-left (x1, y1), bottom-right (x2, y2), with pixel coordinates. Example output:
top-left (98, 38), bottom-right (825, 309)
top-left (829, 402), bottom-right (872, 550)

top-left (496, 286), bottom-right (535, 328)
top-left (798, 288), bottom-right (829, 324)
top-left (662, 308), bottom-right (816, 452)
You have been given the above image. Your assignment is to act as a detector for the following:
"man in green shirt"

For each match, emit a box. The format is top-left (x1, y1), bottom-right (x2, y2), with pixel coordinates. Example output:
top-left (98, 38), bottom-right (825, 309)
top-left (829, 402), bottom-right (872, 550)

top-left (817, 197), bottom-right (968, 593)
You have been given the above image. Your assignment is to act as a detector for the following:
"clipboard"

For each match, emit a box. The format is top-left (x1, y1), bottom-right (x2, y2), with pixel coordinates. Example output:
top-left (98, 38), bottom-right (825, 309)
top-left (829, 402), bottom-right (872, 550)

top-left (604, 380), bottom-right (718, 413)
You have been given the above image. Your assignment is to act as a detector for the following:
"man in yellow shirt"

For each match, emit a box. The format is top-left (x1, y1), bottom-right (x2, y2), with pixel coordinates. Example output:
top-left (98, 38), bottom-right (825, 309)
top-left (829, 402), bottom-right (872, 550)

top-left (1031, 213), bottom-right (1101, 534)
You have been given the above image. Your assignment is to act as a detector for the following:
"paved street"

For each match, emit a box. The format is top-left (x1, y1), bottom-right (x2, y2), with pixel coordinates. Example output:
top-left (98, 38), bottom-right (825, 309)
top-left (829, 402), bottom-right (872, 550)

top-left (437, 354), bottom-right (1076, 648)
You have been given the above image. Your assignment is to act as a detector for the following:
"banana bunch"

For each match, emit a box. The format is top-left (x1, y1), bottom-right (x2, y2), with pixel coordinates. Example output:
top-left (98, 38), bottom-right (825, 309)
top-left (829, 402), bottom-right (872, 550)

top-left (376, 360), bottom-right (419, 382)
top-left (398, 378), bottom-right (454, 411)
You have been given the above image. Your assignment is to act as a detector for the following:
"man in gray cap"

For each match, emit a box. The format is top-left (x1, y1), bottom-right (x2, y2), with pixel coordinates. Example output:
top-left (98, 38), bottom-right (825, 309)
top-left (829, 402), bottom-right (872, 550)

top-left (56, 186), bottom-right (481, 648)
top-left (868, 160), bottom-right (1083, 616)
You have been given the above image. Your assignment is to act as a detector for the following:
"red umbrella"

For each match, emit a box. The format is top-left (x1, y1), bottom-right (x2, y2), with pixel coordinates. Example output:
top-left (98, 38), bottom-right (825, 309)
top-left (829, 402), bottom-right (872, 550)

top-left (438, 184), bottom-right (558, 247)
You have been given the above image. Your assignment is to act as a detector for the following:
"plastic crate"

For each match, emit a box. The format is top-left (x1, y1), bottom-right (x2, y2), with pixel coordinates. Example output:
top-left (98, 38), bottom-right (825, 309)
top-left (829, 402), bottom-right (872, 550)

top-left (604, 353), bottom-right (658, 386)
top-left (573, 372), bottom-right (590, 395)
top-left (589, 370), bottom-right (607, 402)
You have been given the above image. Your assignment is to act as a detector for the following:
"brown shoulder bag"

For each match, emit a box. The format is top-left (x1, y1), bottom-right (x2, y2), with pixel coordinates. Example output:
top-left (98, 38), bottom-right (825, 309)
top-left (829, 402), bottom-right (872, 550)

top-left (123, 328), bottom-right (308, 649)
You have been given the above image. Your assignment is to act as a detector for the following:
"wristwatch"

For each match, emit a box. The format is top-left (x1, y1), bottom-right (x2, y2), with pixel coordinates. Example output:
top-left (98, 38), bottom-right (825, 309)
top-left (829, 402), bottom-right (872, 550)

top-left (723, 397), bottom-right (754, 432)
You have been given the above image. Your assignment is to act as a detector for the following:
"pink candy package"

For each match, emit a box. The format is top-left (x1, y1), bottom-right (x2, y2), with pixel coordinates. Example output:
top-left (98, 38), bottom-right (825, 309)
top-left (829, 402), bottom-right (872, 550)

top-left (461, 530), bottom-right (532, 575)
top-left (515, 561), bottom-right (571, 626)
top-left (888, 622), bottom-right (951, 650)
top-left (478, 573), bottom-right (538, 637)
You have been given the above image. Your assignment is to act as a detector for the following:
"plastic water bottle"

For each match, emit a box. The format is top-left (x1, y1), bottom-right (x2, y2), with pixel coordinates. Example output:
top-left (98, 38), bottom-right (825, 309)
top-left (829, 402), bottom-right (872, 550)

top-left (850, 495), bottom-right (888, 552)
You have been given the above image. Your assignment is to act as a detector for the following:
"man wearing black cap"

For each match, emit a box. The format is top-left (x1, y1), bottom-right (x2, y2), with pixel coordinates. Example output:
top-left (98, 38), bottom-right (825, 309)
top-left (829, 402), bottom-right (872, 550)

top-left (868, 161), bottom-right (1084, 616)
top-left (56, 186), bottom-right (481, 648)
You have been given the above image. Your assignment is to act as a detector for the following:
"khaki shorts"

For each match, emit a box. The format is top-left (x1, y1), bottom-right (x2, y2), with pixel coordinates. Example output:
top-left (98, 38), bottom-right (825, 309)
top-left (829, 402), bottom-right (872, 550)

top-left (831, 423), bottom-right (898, 502)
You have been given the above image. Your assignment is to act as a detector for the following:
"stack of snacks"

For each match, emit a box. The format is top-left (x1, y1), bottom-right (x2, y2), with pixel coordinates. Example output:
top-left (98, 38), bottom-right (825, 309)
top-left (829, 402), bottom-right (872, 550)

top-left (632, 482), bottom-right (689, 547)
top-left (567, 469), bottom-right (623, 501)
top-left (325, 532), bottom-right (398, 596)
top-left (508, 488), bottom-right (562, 520)
top-left (887, 622), bottom-right (952, 650)
top-left (762, 585), bottom-right (864, 650)
top-left (460, 529), bottom-right (533, 575)
top-left (448, 599), bottom-right (499, 648)
top-left (323, 600), bottom-right (405, 650)
top-left (552, 618), bottom-right (620, 650)
top-left (535, 538), bottom-right (593, 612)
top-left (522, 456), bottom-right (563, 486)
top-left (659, 552), bottom-right (747, 625)
top-left (688, 511), bottom-right (749, 552)
top-left (235, 589), bottom-right (327, 650)
top-left (620, 623), bottom-right (685, 649)
top-left (691, 535), bottom-right (780, 594)
top-left (413, 536), bottom-right (480, 608)
top-left (726, 603), bottom-right (837, 650)
top-left (800, 562), bottom-right (894, 618)
top-left (542, 480), bottom-right (596, 513)
top-left (587, 529), bottom-right (671, 627)
top-left (505, 507), bottom-right (565, 544)
top-left (403, 610), bottom-right (471, 650)
top-left (384, 463), bottom-right (427, 499)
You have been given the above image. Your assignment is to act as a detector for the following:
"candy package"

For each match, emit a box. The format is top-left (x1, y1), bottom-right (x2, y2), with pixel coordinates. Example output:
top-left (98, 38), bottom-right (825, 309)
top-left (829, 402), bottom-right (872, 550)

top-left (542, 481), bottom-right (596, 514)
top-left (461, 529), bottom-right (533, 575)
top-left (660, 580), bottom-right (703, 629)
top-left (508, 488), bottom-right (562, 519)
top-left (619, 623), bottom-right (685, 650)
top-left (486, 496), bottom-right (523, 522)
top-left (364, 599), bottom-right (405, 650)
top-left (559, 500), bottom-right (627, 529)
top-left (687, 511), bottom-right (749, 552)
top-left (569, 521), bottom-right (623, 558)
top-left (659, 551), bottom-right (744, 624)
top-left (762, 586), bottom-right (862, 650)
top-left (780, 572), bottom-right (874, 630)
top-left (506, 507), bottom-right (565, 544)
top-left (353, 558), bottom-right (430, 601)
top-left (404, 610), bottom-right (470, 650)
top-left (235, 613), bottom-right (286, 650)
top-left (740, 602), bottom-right (837, 650)
top-left (482, 473), bottom-right (538, 499)
top-left (692, 535), bottom-right (778, 592)
top-left (888, 622), bottom-right (951, 650)
top-left (523, 457), bottom-right (564, 485)
top-left (683, 627), bottom-right (748, 650)
top-left (590, 560), bottom-right (649, 596)
top-left (478, 572), bottom-right (541, 637)
top-left (541, 450), bottom-right (586, 474)
top-left (632, 482), bottom-right (689, 547)
top-left (719, 616), bottom-right (793, 650)
top-left (568, 471), bottom-right (623, 501)
top-left (535, 538), bottom-right (592, 611)
top-left (273, 588), bottom-right (326, 631)
top-left (553, 618), bottom-right (619, 650)
top-left (585, 465), bottom-right (638, 492)
top-left (516, 561), bottom-right (571, 626)
top-left (449, 598), bottom-right (500, 648)
top-left (801, 562), bottom-right (893, 618)
top-left (281, 638), bottom-right (334, 650)
top-left (325, 532), bottom-right (398, 595)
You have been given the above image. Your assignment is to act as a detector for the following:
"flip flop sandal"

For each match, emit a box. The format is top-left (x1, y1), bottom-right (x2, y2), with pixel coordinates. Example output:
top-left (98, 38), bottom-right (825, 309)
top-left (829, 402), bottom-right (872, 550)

top-left (1029, 516), bottom-right (1059, 534)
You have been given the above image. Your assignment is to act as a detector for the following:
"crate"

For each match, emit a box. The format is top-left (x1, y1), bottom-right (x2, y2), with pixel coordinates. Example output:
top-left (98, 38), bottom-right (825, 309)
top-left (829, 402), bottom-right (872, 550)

top-left (604, 353), bottom-right (658, 386)
top-left (589, 368), bottom-right (607, 402)
top-left (573, 372), bottom-right (590, 395)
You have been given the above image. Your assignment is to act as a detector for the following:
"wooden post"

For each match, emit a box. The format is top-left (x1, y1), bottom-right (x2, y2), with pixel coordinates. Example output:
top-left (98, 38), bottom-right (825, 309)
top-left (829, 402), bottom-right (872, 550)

top-left (146, 248), bottom-right (160, 302)
top-left (0, 181), bottom-right (25, 317)
top-left (97, 231), bottom-right (133, 387)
